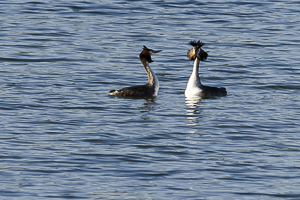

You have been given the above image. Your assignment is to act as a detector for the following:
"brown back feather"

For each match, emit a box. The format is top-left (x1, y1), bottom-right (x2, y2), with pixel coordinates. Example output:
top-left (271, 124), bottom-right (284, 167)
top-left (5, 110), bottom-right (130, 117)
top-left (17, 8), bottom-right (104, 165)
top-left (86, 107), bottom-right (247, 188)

top-left (112, 84), bottom-right (155, 97)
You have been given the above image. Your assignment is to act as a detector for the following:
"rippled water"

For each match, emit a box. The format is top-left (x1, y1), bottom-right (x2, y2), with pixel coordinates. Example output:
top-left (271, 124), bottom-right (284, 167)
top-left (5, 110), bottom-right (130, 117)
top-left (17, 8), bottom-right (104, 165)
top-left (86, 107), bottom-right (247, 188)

top-left (1, 0), bottom-right (300, 199)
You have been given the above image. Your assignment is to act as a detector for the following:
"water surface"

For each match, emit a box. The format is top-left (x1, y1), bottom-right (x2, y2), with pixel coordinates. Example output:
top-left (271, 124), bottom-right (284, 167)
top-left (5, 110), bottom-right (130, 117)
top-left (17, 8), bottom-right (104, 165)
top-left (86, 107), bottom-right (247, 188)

top-left (1, 0), bottom-right (300, 199)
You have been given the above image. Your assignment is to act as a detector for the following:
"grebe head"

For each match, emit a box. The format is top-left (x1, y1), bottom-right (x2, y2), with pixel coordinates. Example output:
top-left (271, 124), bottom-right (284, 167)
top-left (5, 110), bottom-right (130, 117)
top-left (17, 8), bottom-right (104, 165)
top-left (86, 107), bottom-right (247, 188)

top-left (139, 45), bottom-right (162, 63)
top-left (187, 40), bottom-right (208, 61)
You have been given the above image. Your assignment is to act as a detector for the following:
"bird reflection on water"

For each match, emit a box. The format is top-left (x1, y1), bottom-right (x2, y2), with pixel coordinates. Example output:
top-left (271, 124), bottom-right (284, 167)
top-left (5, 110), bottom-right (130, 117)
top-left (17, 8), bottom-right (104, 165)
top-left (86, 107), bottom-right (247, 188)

top-left (185, 96), bottom-right (202, 108)
top-left (138, 98), bottom-right (156, 120)
top-left (185, 96), bottom-right (203, 126)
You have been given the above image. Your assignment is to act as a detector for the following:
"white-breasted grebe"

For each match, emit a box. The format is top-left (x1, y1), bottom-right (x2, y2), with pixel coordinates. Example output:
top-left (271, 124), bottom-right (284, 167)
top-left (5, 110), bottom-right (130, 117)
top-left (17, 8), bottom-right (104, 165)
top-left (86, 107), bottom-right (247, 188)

top-left (185, 40), bottom-right (227, 98)
top-left (109, 45), bottom-right (162, 97)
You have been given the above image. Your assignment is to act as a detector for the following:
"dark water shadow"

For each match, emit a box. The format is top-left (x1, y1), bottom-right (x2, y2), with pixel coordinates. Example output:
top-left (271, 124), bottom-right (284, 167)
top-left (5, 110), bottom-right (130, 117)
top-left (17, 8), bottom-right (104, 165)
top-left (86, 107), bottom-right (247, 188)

top-left (108, 94), bottom-right (157, 120)
top-left (108, 94), bottom-right (157, 103)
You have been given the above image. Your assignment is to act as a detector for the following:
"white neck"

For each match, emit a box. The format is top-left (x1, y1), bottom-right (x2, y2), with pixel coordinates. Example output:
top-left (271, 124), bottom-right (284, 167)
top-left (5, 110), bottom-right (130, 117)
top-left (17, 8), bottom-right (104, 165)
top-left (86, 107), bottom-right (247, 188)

top-left (186, 58), bottom-right (201, 88)
top-left (142, 60), bottom-right (159, 96)
top-left (185, 58), bottom-right (202, 97)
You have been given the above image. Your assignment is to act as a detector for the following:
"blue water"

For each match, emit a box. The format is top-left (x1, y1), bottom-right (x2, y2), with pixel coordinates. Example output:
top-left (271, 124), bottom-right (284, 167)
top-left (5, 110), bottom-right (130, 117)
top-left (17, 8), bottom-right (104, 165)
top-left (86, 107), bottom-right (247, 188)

top-left (1, 0), bottom-right (300, 199)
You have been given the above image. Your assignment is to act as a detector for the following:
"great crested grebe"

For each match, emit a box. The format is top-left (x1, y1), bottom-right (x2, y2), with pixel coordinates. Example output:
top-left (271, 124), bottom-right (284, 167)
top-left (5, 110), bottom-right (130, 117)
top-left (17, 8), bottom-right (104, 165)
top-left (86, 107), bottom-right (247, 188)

top-left (109, 45), bottom-right (162, 97)
top-left (185, 40), bottom-right (227, 98)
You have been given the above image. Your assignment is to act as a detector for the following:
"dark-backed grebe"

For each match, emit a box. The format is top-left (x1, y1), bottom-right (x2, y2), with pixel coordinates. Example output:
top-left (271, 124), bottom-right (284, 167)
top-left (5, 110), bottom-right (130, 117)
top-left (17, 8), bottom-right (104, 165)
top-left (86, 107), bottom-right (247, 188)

top-left (185, 40), bottom-right (227, 98)
top-left (109, 45), bottom-right (162, 97)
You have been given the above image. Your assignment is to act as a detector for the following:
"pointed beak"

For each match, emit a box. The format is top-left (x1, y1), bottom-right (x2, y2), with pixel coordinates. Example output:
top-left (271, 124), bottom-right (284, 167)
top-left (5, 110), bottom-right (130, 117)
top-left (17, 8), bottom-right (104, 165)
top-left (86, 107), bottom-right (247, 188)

top-left (151, 50), bottom-right (162, 54)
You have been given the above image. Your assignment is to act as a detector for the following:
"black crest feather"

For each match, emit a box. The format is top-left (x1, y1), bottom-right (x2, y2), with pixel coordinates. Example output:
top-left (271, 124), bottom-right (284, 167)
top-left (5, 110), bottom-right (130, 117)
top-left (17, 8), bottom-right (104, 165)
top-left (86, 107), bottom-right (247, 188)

top-left (189, 40), bottom-right (205, 48)
top-left (143, 45), bottom-right (150, 50)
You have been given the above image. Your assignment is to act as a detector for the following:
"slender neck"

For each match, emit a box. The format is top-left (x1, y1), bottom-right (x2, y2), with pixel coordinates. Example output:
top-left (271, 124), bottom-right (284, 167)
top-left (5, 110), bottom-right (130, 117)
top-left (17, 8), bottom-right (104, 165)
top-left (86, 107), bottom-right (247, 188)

top-left (141, 59), bottom-right (158, 87)
top-left (187, 57), bottom-right (201, 87)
